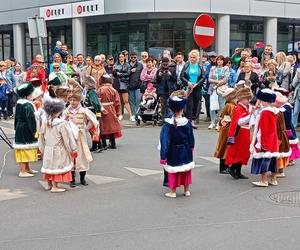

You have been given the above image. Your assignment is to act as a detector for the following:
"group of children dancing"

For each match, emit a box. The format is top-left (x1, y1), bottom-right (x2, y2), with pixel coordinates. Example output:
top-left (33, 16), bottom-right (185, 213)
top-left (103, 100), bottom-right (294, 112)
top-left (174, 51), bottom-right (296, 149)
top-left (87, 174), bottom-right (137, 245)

top-left (13, 74), bottom-right (122, 192)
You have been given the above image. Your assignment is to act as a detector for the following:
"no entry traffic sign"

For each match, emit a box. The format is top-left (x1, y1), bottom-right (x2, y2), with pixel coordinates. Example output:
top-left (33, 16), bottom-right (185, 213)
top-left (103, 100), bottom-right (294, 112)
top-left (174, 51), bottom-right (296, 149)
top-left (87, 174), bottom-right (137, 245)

top-left (193, 14), bottom-right (215, 49)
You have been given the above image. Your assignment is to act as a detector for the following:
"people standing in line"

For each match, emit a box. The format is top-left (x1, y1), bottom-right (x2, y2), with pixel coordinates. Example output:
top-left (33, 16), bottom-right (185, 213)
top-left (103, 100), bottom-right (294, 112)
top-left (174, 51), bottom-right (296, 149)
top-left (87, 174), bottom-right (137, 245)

top-left (250, 89), bottom-right (279, 187)
top-left (156, 57), bottom-right (177, 122)
top-left (251, 57), bottom-right (262, 77)
top-left (276, 52), bottom-right (291, 91)
top-left (0, 61), bottom-right (16, 118)
top-left (13, 62), bottom-right (26, 88)
top-left (291, 68), bottom-right (300, 128)
top-left (139, 51), bottom-right (149, 69)
top-left (49, 62), bottom-right (69, 85)
top-left (60, 44), bottom-right (69, 63)
top-left (236, 62), bottom-right (260, 97)
top-left (287, 54), bottom-right (297, 80)
top-left (113, 52), bottom-right (132, 120)
top-left (50, 53), bottom-right (65, 73)
top-left (175, 52), bottom-right (185, 89)
top-left (76, 53), bottom-right (87, 83)
top-left (128, 52), bottom-right (143, 122)
top-left (261, 59), bottom-right (279, 89)
top-left (203, 53), bottom-right (217, 122)
top-left (86, 55), bottom-right (106, 88)
top-left (226, 57), bottom-right (237, 88)
top-left (140, 58), bottom-right (157, 91)
top-left (259, 44), bottom-right (274, 63)
top-left (14, 82), bottom-right (39, 178)
top-left (226, 87), bottom-right (253, 179)
top-left (98, 74), bottom-right (122, 150)
top-left (63, 55), bottom-right (78, 79)
top-left (208, 55), bottom-right (229, 129)
top-left (160, 91), bottom-right (195, 198)
top-left (236, 57), bottom-right (246, 78)
top-left (0, 76), bottom-right (11, 120)
top-left (180, 49), bottom-right (205, 129)
top-left (39, 100), bottom-right (77, 192)
top-left (214, 88), bottom-right (237, 174)
top-left (53, 41), bottom-right (62, 56)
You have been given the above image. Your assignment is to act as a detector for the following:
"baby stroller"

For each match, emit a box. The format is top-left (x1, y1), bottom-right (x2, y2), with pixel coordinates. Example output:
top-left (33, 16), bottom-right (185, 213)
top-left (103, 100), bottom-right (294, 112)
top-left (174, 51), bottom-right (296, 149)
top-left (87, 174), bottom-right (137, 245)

top-left (135, 95), bottom-right (162, 126)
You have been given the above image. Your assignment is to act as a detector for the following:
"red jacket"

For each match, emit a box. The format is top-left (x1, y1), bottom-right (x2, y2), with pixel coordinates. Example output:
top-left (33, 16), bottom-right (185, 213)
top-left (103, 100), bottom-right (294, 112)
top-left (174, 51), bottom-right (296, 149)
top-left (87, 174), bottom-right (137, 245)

top-left (225, 103), bottom-right (251, 165)
top-left (251, 107), bottom-right (279, 159)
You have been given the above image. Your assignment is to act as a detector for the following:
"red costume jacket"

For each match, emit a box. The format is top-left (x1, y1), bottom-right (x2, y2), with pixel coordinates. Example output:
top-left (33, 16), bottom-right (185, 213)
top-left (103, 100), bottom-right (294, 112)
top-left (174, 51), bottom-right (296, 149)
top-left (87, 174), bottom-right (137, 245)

top-left (251, 107), bottom-right (279, 159)
top-left (225, 103), bottom-right (251, 165)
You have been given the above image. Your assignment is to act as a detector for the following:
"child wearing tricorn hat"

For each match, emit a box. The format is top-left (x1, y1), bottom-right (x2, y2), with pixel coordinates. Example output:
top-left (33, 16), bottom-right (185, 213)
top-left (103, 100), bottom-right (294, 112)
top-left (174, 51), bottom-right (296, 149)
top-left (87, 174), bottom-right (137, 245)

top-left (39, 99), bottom-right (77, 192)
top-left (160, 90), bottom-right (195, 198)
top-left (98, 74), bottom-right (122, 150)
top-left (214, 88), bottom-right (237, 174)
top-left (64, 87), bottom-right (99, 187)
top-left (250, 89), bottom-right (279, 187)
top-left (14, 82), bottom-right (39, 177)
top-left (226, 87), bottom-right (253, 180)
top-left (83, 75), bottom-right (104, 153)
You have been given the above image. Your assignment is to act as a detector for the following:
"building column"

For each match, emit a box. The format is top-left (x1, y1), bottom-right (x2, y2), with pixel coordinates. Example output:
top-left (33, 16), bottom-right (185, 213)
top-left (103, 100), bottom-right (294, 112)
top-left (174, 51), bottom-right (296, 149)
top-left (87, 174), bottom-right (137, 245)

top-left (72, 17), bottom-right (86, 56)
top-left (264, 17), bottom-right (277, 53)
top-left (13, 23), bottom-right (26, 67)
top-left (216, 15), bottom-right (230, 56)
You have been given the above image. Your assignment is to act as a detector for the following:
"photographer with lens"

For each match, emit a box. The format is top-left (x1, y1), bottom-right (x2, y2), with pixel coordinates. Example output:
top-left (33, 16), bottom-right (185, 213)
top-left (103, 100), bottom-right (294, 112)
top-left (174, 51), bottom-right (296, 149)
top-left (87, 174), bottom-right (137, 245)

top-left (156, 57), bottom-right (177, 122)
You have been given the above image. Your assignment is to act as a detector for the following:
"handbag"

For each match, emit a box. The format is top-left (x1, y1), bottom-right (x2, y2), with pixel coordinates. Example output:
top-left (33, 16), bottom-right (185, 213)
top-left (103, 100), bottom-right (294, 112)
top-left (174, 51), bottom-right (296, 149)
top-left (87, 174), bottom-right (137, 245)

top-left (216, 85), bottom-right (228, 96)
top-left (210, 90), bottom-right (220, 111)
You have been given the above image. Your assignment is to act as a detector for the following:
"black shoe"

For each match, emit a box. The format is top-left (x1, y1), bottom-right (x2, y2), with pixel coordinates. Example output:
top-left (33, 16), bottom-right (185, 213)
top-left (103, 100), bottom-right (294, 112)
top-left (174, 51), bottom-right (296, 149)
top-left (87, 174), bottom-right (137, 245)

top-left (219, 169), bottom-right (229, 174)
top-left (80, 179), bottom-right (88, 186)
top-left (229, 168), bottom-right (239, 179)
top-left (238, 174), bottom-right (249, 179)
top-left (90, 147), bottom-right (97, 152)
top-left (108, 144), bottom-right (117, 149)
top-left (70, 181), bottom-right (76, 188)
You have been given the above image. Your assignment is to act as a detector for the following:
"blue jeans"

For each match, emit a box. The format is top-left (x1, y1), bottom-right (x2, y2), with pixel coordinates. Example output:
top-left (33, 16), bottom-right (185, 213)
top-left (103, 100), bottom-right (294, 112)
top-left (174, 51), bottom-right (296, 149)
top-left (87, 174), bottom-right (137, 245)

top-left (292, 97), bottom-right (300, 127)
top-left (210, 95), bottom-right (225, 124)
top-left (128, 89), bottom-right (141, 115)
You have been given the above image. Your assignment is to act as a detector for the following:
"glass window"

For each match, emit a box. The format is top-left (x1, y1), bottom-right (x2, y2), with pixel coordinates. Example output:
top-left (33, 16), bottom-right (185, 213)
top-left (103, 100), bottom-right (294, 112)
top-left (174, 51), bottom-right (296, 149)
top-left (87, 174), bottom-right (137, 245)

top-left (87, 23), bottom-right (108, 56)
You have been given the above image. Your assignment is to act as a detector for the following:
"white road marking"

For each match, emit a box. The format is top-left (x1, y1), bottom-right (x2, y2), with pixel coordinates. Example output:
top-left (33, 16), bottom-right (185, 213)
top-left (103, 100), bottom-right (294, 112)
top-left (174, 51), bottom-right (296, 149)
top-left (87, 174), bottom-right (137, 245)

top-left (0, 189), bottom-right (27, 202)
top-left (124, 167), bottom-right (162, 177)
top-left (86, 174), bottom-right (124, 185)
top-left (194, 164), bottom-right (204, 168)
top-left (199, 156), bottom-right (219, 165)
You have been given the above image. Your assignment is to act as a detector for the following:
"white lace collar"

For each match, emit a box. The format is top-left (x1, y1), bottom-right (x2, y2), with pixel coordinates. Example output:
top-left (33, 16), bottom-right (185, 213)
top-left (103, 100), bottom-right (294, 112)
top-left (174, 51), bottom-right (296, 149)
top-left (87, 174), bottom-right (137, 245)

top-left (17, 99), bottom-right (33, 105)
top-left (164, 117), bottom-right (189, 126)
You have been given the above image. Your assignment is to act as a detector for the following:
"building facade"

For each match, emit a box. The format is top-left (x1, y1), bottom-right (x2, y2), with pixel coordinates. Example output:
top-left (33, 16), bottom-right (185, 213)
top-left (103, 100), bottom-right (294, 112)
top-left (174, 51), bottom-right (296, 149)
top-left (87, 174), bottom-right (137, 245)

top-left (0, 0), bottom-right (300, 67)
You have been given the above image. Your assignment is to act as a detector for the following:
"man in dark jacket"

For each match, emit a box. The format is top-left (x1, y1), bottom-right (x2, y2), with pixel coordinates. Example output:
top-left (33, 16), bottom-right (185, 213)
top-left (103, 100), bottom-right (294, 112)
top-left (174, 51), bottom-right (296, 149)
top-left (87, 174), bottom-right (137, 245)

top-left (128, 52), bottom-right (143, 121)
top-left (156, 57), bottom-right (177, 121)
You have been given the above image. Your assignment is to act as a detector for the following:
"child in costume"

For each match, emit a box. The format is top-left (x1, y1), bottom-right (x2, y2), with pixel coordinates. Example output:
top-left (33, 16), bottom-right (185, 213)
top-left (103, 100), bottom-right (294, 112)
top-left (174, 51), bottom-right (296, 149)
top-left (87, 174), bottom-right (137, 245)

top-left (83, 75), bottom-right (104, 153)
top-left (39, 100), bottom-right (77, 192)
top-left (214, 88), bottom-right (237, 174)
top-left (160, 90), bottom-right (195, 198)
top-left (98, 74), bottom-right (122, 150)
top-left (250, 89), bottom-right (279, 187)
top-left (14, 82), bottom-right (39, 177)
top-left (226, 87), bottom-right (253, 179)
top-left (64, 88), bottom-right (99, 187)
top-left (274, 91), bottom-right (291, 177)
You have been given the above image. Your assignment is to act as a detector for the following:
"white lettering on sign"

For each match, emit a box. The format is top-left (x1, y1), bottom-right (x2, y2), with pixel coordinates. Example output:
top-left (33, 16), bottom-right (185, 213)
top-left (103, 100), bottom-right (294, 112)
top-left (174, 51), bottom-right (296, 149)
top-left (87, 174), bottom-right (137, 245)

top-left (72, 0), bottom-right (104, 18)
top-left (195, 26), bottom-right (215, 37)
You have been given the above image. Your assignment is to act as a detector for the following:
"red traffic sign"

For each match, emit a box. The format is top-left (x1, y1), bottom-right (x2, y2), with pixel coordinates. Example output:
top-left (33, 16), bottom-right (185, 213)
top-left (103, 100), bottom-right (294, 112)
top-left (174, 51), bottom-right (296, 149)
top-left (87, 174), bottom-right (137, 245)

top-left (193, 14), bottom-right (215, 49)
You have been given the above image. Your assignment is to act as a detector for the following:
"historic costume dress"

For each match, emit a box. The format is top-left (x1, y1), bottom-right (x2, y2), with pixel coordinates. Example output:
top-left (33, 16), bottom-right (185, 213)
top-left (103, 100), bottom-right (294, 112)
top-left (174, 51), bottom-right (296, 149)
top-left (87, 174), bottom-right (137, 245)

top-left (225, 103), bottom-right (251, 166)
top-left (160, 117), bottom-right (195, 189)
top-left (283, 103), bottom-right (300, 161)
top-left (250, 106), bottom-right (280, 174)
top-left (276, 107), bottom-right (291, 169)
top-left (63, 104), bottom-right (98, 172)
top-left (14, 99), bottom-right (38, 163)
top-left (98, 83), bottom-right (122, 139)
top-left (214, 101), bottom-right (236, 160)
top-left (39, 118), bottom-right (77, 182)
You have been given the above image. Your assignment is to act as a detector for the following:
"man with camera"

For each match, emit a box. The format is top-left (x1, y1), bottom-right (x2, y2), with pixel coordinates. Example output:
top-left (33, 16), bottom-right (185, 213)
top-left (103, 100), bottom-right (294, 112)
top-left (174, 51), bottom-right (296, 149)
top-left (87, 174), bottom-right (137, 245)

top-left (156, 57), bottom-right (177, 122)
